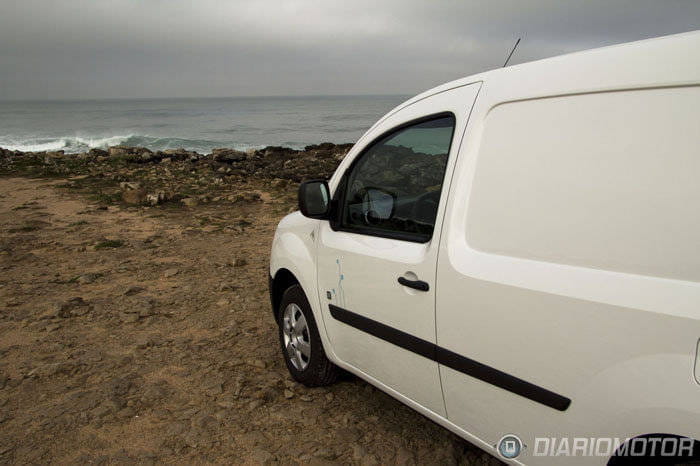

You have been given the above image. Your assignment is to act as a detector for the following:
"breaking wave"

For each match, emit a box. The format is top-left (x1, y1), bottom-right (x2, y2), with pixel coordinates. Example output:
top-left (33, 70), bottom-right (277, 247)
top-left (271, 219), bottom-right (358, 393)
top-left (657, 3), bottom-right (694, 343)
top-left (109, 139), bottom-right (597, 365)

top-left (0, 135), bottom-right (260, 154)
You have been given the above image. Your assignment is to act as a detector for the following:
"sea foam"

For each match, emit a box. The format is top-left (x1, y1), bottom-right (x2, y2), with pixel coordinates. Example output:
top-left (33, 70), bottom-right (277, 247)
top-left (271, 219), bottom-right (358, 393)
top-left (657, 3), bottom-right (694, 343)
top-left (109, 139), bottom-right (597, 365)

top-left (0, 135), bottom-right (134, 153)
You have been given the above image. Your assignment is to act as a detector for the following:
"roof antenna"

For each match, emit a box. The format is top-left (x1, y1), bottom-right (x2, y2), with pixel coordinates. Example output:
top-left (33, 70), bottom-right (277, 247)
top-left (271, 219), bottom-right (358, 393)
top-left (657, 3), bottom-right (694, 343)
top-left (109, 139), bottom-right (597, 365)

top-left (503, 38), bottom-right (521, 67)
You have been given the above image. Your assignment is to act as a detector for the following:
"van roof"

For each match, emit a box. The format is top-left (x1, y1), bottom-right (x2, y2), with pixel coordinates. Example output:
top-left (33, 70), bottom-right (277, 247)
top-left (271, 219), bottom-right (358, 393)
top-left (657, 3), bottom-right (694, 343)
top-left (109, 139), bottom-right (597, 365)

top-left (389, 30), bottom-right (700, 118)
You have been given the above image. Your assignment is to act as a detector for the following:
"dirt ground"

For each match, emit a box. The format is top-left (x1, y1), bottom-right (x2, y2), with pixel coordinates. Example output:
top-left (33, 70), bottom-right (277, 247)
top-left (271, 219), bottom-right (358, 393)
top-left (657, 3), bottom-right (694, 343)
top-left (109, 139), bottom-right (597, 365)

top-left (0, 177), bottom-right (501, 465)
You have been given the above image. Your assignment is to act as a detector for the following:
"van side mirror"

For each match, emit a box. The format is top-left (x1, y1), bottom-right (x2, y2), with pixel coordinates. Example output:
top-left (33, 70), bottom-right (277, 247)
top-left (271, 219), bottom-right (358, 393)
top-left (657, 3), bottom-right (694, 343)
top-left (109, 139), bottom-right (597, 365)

top-left (299, 180), bottom-right (330, 219)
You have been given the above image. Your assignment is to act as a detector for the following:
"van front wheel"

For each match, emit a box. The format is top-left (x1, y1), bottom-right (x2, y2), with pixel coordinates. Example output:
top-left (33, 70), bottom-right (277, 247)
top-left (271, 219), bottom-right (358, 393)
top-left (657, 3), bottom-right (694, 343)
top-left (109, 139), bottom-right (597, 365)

top-left (277, 285), bottom-right (340, 386)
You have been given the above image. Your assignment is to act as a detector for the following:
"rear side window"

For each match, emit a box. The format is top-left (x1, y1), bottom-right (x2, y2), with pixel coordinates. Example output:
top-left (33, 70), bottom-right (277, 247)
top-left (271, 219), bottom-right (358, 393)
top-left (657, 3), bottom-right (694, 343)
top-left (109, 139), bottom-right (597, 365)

top-left (467, 86), bottom-right (700, 281)
top-left (339, 114), bottom-right (455, 242)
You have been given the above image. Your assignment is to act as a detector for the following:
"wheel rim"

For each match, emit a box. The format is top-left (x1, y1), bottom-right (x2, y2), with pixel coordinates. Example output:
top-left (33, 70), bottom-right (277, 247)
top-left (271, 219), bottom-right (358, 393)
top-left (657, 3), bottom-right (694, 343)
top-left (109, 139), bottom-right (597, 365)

top-left (282, 303), bottom-right (311, 371)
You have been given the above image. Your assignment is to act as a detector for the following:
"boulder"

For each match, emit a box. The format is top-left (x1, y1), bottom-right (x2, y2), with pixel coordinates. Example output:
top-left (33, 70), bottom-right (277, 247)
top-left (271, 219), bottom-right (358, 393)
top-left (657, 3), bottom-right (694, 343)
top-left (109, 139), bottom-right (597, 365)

top-left (109, 146), bottom-right (152, 158)
top-left (120, 182), bottom-right (147, 205)
top-left (161, 148), bottom-right (199, 161)
top-left (181, 198), bottom-right (198, 208)
top-left (88, 148), bottom-right (108, 157)
top-left (146, 191), bottom-right (168, 206)
top-left (108, 146), bottom-right (130, 157)
top-left (212, 148), bottom-right (246, 163)
top-left (262, 146), bottom-right (297, 158)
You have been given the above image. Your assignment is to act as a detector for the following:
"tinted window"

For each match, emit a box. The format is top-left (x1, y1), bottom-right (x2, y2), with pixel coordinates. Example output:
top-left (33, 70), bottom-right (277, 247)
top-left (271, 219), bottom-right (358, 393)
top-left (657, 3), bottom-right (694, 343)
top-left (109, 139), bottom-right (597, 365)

top-left (340, 114), bottom-right (455, 242)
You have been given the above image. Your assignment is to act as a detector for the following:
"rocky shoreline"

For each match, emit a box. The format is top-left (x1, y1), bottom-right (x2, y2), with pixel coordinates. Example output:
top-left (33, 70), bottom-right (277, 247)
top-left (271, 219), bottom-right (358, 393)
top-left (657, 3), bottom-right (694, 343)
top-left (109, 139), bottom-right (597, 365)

top-left (0, 143), bottom-right (352, 208)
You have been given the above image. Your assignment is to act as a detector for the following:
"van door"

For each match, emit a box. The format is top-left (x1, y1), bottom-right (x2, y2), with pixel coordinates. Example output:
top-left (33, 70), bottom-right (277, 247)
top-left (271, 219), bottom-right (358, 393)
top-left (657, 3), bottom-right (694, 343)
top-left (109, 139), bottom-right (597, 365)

top-left (316, 84), bottom-right (480, 414)
top-left (435, 86), bottom-right (700, 463)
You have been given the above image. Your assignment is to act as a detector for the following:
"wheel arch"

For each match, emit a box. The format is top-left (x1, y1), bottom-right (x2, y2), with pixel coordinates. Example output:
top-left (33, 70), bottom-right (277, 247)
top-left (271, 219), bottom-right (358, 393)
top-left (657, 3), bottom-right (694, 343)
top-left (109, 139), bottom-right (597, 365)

top-left (270, 268), bottom-right (300, 319)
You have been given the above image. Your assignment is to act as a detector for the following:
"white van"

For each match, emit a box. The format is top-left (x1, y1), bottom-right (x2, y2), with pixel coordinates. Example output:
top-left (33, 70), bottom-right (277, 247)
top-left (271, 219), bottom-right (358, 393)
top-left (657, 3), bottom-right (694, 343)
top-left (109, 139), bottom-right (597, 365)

top-left (269, 31), bottom-right (700, 465)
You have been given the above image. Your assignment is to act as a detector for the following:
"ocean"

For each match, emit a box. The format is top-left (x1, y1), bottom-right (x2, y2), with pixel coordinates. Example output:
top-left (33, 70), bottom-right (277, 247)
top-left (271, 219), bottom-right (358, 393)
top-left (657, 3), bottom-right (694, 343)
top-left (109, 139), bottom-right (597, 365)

top-left (0, 95), bottom-right (408, 154)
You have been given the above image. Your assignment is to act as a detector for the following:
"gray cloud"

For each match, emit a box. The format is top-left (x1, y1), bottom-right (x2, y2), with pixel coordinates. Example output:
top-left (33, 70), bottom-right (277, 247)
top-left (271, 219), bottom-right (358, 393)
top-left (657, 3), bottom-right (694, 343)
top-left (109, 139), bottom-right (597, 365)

top-left (1, 0), bottom-right (698, 99)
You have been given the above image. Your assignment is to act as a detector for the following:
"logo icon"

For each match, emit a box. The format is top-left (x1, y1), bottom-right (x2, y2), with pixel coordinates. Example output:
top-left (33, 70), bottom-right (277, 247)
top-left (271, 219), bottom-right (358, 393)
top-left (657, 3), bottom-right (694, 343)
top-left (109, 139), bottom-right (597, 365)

top-left (497, 434), bottom-right (524, 459)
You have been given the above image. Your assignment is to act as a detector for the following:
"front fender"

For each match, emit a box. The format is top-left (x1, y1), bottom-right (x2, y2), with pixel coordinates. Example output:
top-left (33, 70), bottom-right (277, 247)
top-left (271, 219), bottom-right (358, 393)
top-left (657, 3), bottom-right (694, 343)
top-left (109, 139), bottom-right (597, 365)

top-left (269, 212), bottom-right (339, 363)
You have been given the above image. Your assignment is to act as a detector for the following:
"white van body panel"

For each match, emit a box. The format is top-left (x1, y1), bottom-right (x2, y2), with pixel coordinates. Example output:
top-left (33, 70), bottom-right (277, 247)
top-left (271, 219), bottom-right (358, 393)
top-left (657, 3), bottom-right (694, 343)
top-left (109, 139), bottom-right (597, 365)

top-left (270, 31), bottom-right (700, 465)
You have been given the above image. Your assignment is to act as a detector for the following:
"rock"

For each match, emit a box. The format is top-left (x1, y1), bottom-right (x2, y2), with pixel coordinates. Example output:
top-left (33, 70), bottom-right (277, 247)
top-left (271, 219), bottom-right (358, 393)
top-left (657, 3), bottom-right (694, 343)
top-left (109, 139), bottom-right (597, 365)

top-left (201, 376), bottom-right (224, 396)
top-left (165, 422), bottom-right (188, 436)
top-left (162, 148), bottom-right (196, 160)
top-left (49, 296), bottom-right (90, 318)
top-left (45, 323), bottom-right (62, 332)
top-left (313, 447), bottom-right (336, 460)
top-left (305, 142), bottom-right (337, 151)
top-left (117, 406), bottom-right (136, 419)
top-left (250, 449), bottom-right (274, 464)
top-left (129, 295), bottom-right (157, 317)
top-left (212, 148), bottom-right (247, 163)
top-left (300, 395), bottom-right (313, 402)
top-left (92, 403), bottom-right (115, 419)
top-left (146, 191), bottom-right (168, 206)
top-left (124, 286), bottom-right (145, 296)
top-left (163, 268), bottom-right (179, 278)
top-left (141, 383), bottom-right (169, 403)
top-left (183, 430), bottom-right (201, 448)
top-left (246, 359), bottom-right (266, 369)
top-left (352, 444), bottom-right (368, 461)
top-left (109, 147), bottom-right (130, 157)
top-left (120, 312), bottom-right (140, 323)
top-left (232, 258), bottom-right (247, 267)
top-left (248, 399), bottom-right (265, 410)
top-left (270, 178), bottom-right (288, 189)
top-left (181, 198), bottom-right (198, 208)
top-left (79, 350), bottom-right (103, 364)
top-left (88, 148), bottom-right (108, 157)
top-left (134, 335), bottom-right (153, 349)
top-left (45, 150), bottom-right (65, 158)
top-left (394, 448), bottom-right (415, 465)
top-left (228, 192), bottom-right (261, 204)
top-left (77, 272), bottom-right (101, 284)
top-left (283, 389), bottom-right (294, 399)
top-left (191, 413), bottom-right (218, 430)
top-left (110, 146), bottom-right (151, 157)
top-left (27, 362), bottom-right (74, 378)
top-left (0, 412), bottom-right (13, 424)
top-left (121, 184), bottom-right (147, 205)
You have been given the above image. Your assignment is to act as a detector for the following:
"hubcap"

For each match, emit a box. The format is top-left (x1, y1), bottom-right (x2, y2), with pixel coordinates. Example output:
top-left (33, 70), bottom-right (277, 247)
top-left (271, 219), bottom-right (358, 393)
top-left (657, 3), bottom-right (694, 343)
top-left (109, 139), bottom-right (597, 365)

top-left (282, 303), bottom-right (311, 371)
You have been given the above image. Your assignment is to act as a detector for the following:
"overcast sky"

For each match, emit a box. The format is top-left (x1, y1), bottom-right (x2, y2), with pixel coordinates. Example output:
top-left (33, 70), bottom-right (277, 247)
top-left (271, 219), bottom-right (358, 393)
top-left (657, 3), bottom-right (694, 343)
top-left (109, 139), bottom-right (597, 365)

top-left (0, 0), bottom-right (698, 100)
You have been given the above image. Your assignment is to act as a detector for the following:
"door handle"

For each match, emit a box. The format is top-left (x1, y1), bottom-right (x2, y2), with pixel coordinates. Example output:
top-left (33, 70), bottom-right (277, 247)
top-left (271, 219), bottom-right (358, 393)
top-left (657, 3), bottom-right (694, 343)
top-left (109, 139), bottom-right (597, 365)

top-left (397, 276), bottom-right (429, 292)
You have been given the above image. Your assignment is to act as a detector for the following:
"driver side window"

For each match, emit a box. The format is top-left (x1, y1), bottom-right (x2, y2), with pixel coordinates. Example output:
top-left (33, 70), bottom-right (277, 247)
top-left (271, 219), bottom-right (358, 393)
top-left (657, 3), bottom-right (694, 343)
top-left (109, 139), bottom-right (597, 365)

top-left (340, 113), bottom-right (456, 242)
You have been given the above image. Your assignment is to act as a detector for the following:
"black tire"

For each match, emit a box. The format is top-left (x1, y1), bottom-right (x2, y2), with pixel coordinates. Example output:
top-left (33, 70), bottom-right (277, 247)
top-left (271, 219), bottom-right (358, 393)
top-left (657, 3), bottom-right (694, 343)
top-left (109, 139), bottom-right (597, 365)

top-left (277, 284), bottom-right (340, 386)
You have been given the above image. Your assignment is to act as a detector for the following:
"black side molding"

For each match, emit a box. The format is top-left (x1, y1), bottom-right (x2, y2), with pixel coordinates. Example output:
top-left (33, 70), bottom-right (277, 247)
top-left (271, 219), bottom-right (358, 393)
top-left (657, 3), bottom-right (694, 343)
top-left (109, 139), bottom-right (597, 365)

top-left (328, 304), bottom-right (571, 412)
top-left (330, 303), bottom-right (435, 360)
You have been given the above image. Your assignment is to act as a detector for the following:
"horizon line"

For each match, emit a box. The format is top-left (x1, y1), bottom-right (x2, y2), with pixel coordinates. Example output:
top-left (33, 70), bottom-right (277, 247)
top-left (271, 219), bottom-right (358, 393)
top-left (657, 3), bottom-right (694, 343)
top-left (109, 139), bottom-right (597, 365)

top-left (0, 93), bottom-right (411, 103)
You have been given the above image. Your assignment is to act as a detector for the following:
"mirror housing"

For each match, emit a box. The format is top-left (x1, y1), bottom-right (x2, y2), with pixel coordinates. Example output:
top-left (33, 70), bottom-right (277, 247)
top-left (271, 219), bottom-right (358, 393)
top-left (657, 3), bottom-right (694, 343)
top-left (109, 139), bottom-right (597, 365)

top-left (298, 180), bottom-right (331, 219)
